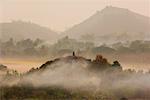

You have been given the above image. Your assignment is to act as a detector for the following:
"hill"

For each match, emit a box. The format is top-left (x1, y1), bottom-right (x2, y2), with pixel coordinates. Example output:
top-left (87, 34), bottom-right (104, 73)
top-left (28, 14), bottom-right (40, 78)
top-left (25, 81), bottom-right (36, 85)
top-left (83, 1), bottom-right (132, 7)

top-left (0, 21), bottom-right (58, 42)
top-left (64, 6), bottom-right (150, 43)
top-left (28, 54), bottom-right (122, 74)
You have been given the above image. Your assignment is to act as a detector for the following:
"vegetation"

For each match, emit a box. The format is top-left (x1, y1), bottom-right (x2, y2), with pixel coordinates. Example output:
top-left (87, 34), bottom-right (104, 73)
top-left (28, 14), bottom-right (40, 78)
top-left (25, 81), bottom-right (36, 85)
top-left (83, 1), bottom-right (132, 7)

top-left (0, 86), bottom-right (112, 100)
top-left (1, 37), bottom-right (150, 58)
top-left (0, 69), bottom-right (150, 100)
top-left (0, 54), bottom-right (150, 100)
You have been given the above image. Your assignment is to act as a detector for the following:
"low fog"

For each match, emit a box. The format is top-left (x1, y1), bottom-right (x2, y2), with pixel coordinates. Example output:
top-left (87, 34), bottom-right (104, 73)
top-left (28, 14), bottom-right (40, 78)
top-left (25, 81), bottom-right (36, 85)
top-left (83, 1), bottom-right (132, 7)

top-left (1, 60), bottom-right (150, 92)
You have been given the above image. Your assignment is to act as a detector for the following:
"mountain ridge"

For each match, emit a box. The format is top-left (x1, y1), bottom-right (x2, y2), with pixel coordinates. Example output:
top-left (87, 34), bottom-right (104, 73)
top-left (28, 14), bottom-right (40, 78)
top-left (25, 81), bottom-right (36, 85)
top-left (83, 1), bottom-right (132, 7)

top-left (63, 6), bottom-right (150, 43)
top-left (0, 20), bottom-right (58, 42)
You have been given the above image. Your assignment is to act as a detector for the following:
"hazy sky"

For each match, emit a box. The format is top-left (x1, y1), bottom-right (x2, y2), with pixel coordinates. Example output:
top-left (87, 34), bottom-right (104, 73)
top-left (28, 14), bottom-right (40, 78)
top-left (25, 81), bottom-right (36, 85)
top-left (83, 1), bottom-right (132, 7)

top-left (0, 0), bottom-right (150, 31)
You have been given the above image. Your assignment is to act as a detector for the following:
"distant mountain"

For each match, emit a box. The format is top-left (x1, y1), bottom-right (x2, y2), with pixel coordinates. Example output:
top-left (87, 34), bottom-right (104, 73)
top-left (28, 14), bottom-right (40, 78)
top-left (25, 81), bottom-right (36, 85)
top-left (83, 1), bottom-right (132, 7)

top-left (0, 21), bottom-right (58, 42)
top-left (64, 6), bottom-right (150, 43)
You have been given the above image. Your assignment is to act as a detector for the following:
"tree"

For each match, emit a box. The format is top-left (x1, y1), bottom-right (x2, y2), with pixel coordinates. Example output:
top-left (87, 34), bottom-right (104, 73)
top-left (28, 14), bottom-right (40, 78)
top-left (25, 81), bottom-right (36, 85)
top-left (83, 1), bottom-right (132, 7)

top-left (80, 34), bottom-right (95, 42)
top-left (95, 54), bottom-right (103, 62)
top-left (4, 38), bottom-right (15, 48)
top-left (16, 38), bottom-right (34, 49)
top-left (112, 61), bottom-right (122, 70)
top-left (34, 38), bottom-right (43, 47)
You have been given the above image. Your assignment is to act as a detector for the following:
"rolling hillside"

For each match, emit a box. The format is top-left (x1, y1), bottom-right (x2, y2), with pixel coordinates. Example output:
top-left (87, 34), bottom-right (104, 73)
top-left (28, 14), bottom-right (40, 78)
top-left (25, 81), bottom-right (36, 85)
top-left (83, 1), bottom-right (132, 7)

top-left (64, 6), bottom-right (150, 43)
top-left (0, 21), bottom-right (58, 42)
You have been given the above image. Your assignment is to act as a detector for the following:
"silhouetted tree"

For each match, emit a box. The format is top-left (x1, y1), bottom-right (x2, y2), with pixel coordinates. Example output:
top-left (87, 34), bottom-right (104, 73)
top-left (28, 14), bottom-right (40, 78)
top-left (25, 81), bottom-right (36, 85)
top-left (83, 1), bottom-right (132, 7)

top-left (95, 54), bottom-right (103, 62)
top-left (112, 61), bottom-right (122, 70)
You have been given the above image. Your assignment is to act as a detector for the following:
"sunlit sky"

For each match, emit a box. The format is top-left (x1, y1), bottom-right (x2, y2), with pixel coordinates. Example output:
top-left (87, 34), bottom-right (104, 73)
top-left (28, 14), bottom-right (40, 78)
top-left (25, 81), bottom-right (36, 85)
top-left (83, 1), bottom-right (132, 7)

top-left (0, 0), bottom-right (150, 31)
